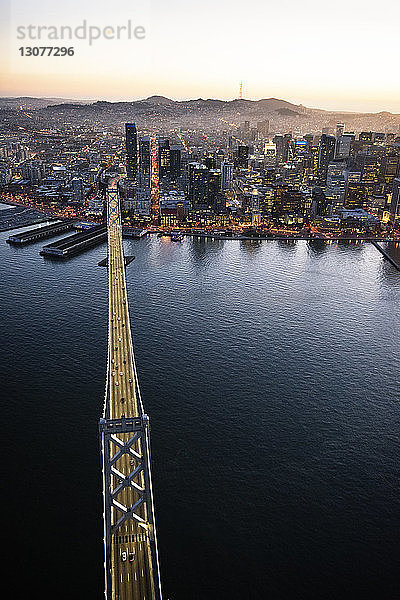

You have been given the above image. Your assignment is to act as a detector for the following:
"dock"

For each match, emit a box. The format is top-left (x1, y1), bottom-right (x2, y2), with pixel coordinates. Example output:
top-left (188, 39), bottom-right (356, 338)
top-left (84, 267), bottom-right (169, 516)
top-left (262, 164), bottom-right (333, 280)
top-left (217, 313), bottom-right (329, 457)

top-left (7, 220), bottom-right (75, 245)
top-left (122, 227), bottom-right (148, 239)
top-left (40, 224), bottom-right (107, 259)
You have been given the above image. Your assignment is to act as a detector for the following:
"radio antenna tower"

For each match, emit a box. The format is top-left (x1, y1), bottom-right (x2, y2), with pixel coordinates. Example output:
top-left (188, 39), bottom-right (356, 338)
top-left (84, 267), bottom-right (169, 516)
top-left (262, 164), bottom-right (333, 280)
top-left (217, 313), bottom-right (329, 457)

top-left (239, 81), bottom-right (243, 100)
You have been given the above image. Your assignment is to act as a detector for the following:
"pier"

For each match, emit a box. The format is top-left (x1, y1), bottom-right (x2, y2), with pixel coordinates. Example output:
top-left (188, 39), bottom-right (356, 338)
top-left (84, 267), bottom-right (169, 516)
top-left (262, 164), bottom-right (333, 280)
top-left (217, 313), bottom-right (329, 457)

top-left (122, 227), bottom-right (148, 238)
top-left (40, 224), bottom-right (107, 259)
top-left (7, 221), bottom-right (75, 245)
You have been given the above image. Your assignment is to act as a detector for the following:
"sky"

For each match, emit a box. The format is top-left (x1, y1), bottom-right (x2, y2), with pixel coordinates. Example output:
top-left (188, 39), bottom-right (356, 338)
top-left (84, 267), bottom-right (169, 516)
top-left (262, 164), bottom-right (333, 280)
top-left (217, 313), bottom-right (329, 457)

top-left (0, 0), bottom-right (399, 113)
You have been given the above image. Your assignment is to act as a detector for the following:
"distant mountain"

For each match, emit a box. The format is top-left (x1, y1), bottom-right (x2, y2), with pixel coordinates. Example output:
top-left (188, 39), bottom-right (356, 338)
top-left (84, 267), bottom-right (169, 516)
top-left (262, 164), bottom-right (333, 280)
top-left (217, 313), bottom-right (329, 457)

top-left (142, 95), bottom-right (175, 104)
top-left (0, 97), bottom-right (86, 109)
top-left (0, 95), bottom-right (398, 133)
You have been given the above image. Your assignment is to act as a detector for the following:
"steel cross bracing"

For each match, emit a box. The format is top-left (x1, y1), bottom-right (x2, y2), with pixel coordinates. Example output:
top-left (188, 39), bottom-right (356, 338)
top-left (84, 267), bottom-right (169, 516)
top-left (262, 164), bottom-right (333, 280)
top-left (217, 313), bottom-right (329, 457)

top-left (100, 177), bottom-right (162, 600)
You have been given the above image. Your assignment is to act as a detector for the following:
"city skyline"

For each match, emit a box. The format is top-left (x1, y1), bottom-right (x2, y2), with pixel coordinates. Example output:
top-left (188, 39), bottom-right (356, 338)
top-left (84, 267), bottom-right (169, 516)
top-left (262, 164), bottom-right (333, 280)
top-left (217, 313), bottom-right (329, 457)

top-left (1, 0), bottom-right (399, 113)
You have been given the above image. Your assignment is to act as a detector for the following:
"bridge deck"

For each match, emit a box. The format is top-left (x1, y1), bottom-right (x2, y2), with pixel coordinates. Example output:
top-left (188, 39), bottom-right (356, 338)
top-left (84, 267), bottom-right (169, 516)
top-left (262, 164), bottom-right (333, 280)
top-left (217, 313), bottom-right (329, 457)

top-left (105, 178), bottom-right (157, 600)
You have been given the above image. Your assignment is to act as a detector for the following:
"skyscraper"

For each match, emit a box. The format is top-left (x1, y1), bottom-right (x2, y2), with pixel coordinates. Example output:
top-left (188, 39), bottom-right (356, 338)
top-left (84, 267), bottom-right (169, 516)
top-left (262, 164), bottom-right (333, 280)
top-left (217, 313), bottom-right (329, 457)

top-left (170, 146), bottom-right (182, 180)
top-left (326, 161), bottom-right (346, 212)
top-left (158, 139), bottom-right (170, 178)
top-left (335, 134), bottom-right (354, 160)
top-left (188, 162), bottom-right (209, 209)
top-left (336, 123), bottom-right (345, 138)
top-left (138, 136), bottom-right (151, 187)
top-left (390, 178), bottom-right (400, 224)
top-left (125, 123), bottom-right (138, 180)
top-left (318, 135), bottom-right (336, 184)
top-left (221, 161), bottom-right (234, 190)
top-left (237, 145), bottom-right (249, 169)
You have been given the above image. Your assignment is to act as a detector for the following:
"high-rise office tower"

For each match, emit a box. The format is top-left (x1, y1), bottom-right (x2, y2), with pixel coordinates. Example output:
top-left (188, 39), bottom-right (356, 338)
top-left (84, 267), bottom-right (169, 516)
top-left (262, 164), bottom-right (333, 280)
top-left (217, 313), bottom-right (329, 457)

top-left (335, 134), bottom-right (354, 159)
top-left (273, 135), bottom-right (291, 164)
top-left (264, 142), bottom-right (277, 168)
top-left (221, 161), bottom-right (234, 190)
top-left (207, 169), bottom-right (222, 211)
top-left (304, 134), bottom-right (314, 151)
top-left (170, 146), bottom-right (182, 180)
top-left (138, 136), bottom-right (151, 187)
top-left (318, 135), bottom-right (336, 184)
top-left (125, 123), bottom-right (138, 180)
top-left (326, 161), bottom-right (346, 211)
top-left (384, 151), bottom-right (400, 191)
top-left (293, 139), bottom-right (308, 159)
top-left (158, 139), bottom-right (170, 178)
top-left (374, 132), bottom-right (385, 145)
top-left (237, 145), bottom-right (249, 169)
top-left (71, 177), bottom-right (84, 203)
top-left (359, 131), bottom-right (374, 148)
top-left (336, 123), bottom-right (345, 138)
top-left (357, 150), bottom-right (384, 185)
top-left (188, 163), bottom-right (222, 211)
top-left (390, 178), bottom-right (400, 223)
top-left (204, 152), bottom-right (216, 170)
top-left (188, 162), bottom-right (209, 209)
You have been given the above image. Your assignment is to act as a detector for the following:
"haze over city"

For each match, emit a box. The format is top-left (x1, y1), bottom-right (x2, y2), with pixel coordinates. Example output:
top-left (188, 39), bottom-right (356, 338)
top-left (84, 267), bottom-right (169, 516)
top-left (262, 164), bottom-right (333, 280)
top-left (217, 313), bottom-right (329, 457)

top-left (1, 0), bottom-right (399, 113)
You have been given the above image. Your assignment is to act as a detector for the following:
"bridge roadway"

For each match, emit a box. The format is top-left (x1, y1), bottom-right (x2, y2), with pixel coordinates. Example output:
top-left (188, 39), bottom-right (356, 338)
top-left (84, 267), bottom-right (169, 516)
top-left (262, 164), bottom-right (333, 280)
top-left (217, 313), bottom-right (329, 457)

top-left (106, 177), bottom-right (157, 600)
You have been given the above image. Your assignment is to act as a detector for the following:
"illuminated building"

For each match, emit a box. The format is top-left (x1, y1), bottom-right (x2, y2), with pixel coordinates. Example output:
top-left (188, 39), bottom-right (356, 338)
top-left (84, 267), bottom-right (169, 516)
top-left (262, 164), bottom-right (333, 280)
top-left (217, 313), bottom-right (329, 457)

top-left (71, 177), bottom-right (83, 203)
top-left (336, 123), bottom-right (345, 138)
top-left (273, 134), bottom-right (291, 164)
top-left (357, 150), bottom-right (384, 185)
top-left (158, 139), bottom-right (170, 178)
top-left (345, 182), bottom-right (368, 210)
top-left (335, 134), bottom-right (353, 159)
top-left (318, 135), bottom-right (336, 184)
top-left (221, 161), bottom-right (234, 190)
top-left (390, 178), bottom-right (400, 223)
top-left (337, 208), bottom-right (379, 230)
top-left (208, 169), bottom-right (224, 212)
top-left (293, 139), bottom-right (308, 160)
top-left (326, 163), bottom-right (346, 213)
top-left (125, 123), bottom-right (138, 180)
top-left (272, 187), bottom-right (305, 220)
top-left (264, 142), bottom-right (276, 168)
top-left (188, 162), bottom-right (209, 209)
top-left (304, 134), bottom-right (314, 151)
top-left (237, 145), bottom-right (249, 169)
top-left (359, 131), bottom-right (374, 149)
top-left (384, 151), bottom-right (400, 191)
top-left (204, 152), bottom-right (216, 170)
top-left (374, 132), bottom-right (385, 145)
top-left (138, 136), bottom-right (151, 187)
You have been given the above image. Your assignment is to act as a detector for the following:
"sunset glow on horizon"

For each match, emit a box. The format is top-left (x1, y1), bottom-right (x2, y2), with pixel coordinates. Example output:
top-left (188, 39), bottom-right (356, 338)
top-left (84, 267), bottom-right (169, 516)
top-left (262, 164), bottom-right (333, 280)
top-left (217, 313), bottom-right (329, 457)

top-left (1, 0), bottom-right (399, 113)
